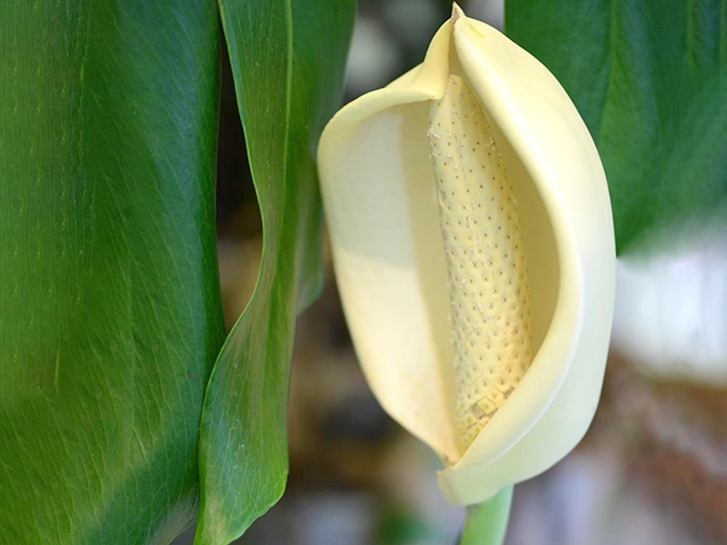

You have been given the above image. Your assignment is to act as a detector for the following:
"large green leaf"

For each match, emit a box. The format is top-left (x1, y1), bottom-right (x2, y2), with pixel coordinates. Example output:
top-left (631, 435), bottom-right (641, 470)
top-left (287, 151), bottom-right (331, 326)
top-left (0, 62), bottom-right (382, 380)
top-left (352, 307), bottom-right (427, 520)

top-left (194, 0), bottom-right (354, 543)
top-left (506, 0), bottom-right (727, 252)
top-left (0, 1), bottom-right (225, 543)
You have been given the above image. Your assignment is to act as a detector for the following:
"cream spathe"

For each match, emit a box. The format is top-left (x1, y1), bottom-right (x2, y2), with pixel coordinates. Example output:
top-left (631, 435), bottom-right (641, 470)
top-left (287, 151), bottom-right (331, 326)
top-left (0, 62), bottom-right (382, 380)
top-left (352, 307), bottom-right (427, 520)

top-left (317, 4), bottom-right (615, 505)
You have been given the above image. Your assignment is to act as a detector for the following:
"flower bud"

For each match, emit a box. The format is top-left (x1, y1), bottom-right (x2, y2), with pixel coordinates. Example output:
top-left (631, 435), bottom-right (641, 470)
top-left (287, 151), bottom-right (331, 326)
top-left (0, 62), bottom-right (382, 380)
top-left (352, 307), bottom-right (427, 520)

top-left (317, 4), bottom-right (615, 505)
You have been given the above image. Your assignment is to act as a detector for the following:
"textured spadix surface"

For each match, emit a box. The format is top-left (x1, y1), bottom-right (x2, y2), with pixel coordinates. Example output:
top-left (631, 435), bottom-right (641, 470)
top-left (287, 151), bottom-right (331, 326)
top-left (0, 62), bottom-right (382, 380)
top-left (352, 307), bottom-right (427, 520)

top-left (428, 75), bottom-right (534, 454)
top-left (317, 6), bottom-right (615, 504)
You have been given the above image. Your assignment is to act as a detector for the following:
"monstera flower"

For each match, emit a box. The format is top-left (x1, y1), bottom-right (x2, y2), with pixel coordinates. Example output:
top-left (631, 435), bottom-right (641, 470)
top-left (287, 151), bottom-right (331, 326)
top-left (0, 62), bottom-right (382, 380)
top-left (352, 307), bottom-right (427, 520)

top-left (317, 4), bottom-right (615, 506)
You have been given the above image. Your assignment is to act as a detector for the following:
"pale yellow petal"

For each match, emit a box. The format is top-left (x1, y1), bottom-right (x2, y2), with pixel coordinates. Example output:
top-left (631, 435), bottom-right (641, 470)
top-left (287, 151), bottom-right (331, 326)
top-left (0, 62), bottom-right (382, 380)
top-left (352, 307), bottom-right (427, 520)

top-left (317, 22), bottom-right (459, 460)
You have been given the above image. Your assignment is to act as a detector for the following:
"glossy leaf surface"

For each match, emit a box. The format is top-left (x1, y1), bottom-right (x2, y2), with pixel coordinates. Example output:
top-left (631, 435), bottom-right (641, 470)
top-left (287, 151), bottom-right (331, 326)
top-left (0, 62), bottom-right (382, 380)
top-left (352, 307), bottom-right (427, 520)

top-left (506, 0), bottom-right (727, 252)
top-left (194, 1), bottom-right (354, 543)
top-left (0, 1), bottom-right (225, 543)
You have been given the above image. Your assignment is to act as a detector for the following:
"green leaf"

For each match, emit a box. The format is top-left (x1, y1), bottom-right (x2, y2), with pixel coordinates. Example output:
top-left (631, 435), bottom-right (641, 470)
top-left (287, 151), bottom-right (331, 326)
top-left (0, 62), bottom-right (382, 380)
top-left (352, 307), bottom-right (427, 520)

top-left (0, 1), bottom-right (225, 543)
top-left (193, 1), bottom-right (354, 543)
top-left (506, 0), bottom-right (727, 252)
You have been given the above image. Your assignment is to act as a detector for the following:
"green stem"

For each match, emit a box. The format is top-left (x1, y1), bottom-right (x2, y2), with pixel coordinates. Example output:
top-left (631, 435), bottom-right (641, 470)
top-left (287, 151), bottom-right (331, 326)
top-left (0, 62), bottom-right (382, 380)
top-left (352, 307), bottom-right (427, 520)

top-left (459, 486), bottom-right (514, 545)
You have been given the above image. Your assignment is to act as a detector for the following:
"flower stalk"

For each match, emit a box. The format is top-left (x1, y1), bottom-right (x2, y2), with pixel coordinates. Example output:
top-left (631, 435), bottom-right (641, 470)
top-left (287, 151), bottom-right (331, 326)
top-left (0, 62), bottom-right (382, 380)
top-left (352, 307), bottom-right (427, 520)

top-left (459, 486), bottom-right (513, 545)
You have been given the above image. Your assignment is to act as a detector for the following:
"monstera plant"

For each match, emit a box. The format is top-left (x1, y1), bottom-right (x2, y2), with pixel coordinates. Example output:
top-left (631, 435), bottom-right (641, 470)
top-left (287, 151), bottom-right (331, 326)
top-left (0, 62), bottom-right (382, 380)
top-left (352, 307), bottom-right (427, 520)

top-left (2, 0), bottom-right (724, 544)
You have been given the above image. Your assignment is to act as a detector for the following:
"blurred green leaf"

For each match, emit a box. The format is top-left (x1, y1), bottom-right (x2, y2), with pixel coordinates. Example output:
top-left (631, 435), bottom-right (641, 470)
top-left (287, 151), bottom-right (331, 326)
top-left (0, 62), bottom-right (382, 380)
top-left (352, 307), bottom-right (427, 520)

top-left (378, 507), bottom-right (437, 545)
top-left (0, 1), bottom-right (225, 544)
top-left (193, 1), bottom-right (354, 543)
top-left (506, 0), bottom-right (727, 253)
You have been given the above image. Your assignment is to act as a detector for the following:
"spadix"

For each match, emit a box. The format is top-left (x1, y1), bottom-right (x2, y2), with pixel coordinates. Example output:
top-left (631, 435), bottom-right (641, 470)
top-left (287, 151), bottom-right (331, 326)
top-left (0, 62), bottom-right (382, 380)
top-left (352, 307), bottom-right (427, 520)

top-left (428, 75), bottom-right (534, 455)
top-left (317, 4), bottom-right (616, 505)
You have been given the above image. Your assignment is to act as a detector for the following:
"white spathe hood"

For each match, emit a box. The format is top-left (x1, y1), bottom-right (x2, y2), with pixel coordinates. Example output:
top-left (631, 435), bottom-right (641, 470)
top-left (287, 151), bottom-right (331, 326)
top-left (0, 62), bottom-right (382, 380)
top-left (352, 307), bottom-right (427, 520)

top-left (317, 5), bottom-right (615, 505)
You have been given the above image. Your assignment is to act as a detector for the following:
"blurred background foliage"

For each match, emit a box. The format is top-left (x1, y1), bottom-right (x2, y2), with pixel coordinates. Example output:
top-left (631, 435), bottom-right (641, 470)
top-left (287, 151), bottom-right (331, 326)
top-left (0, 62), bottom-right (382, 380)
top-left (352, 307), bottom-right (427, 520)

top-left (174, 0), bottom-right (727, 544)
